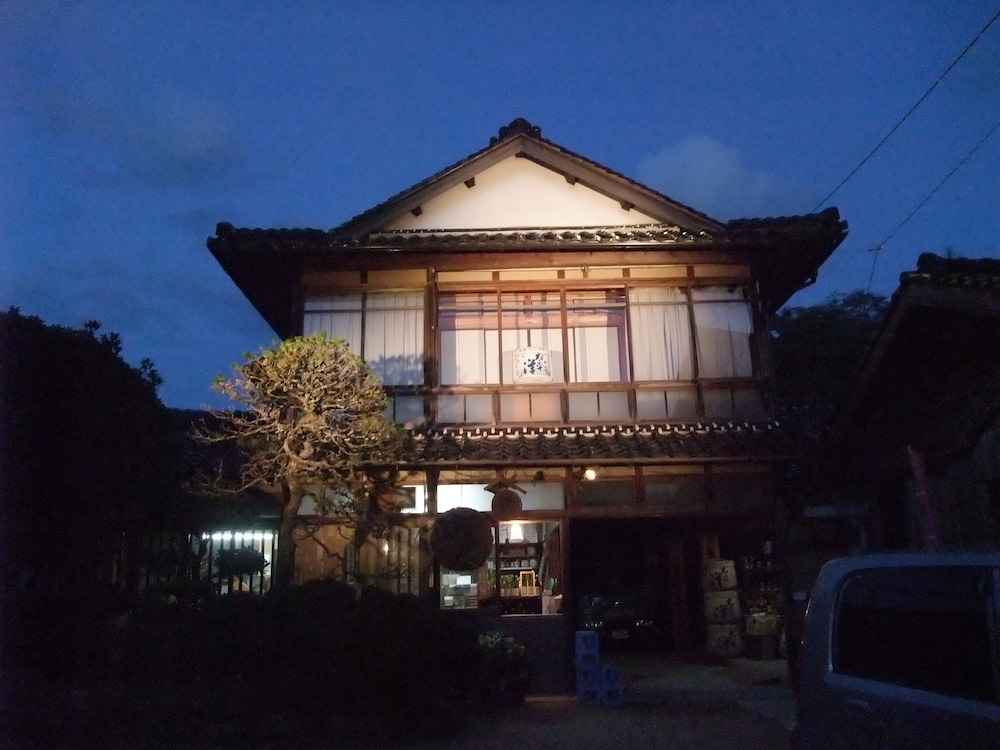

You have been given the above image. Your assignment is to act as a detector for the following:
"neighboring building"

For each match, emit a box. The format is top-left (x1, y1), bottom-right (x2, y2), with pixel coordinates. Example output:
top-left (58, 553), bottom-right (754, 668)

top-left (207, 118), bottom-right (846, 669)
top-left (825, 253), bottom-right (1000, 552)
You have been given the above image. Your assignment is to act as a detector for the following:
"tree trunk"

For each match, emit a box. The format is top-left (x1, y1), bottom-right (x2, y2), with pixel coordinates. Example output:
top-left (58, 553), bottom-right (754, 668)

top-left (273, 483), bottom-right (303, 590)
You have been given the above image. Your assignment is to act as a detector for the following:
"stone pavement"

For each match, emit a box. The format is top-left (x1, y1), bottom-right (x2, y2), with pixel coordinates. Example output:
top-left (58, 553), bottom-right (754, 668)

top-left (609, 654), bottom-right (796, 730)
top-left (401, 656), bottom-right (796, 750)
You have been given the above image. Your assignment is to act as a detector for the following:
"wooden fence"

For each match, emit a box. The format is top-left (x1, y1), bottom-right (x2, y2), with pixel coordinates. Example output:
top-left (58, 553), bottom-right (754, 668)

top-left (115, 521), bottom-right (280, 600)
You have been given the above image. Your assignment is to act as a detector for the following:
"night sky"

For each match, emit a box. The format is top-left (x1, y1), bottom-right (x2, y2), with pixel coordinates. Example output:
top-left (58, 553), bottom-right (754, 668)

top-left (3, 2), bottom-right (998, 409)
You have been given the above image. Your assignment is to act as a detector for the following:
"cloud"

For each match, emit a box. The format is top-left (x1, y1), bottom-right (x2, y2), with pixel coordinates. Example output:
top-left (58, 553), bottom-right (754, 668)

top-left (637, 136), bottom-right (809, 220)
top-left (21, 83), bottom-right (249, 190)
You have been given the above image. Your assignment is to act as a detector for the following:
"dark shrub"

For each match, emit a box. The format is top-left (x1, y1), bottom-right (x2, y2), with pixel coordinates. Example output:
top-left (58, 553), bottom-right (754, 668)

top-left (470, 630), bottom-right (533, 708)
top-left (12, 578), bottom-right (508, 745)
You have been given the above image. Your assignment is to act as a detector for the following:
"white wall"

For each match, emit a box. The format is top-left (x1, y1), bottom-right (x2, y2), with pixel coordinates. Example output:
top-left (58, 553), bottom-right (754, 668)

top-left (387, 156), bottom-right (660, 230)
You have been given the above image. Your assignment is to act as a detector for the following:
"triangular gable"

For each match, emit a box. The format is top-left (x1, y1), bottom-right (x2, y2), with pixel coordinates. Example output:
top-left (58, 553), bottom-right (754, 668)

top-left (329, 119), bottom-right (723, 243)
top-left (386, 155), bottom-right (661, 231)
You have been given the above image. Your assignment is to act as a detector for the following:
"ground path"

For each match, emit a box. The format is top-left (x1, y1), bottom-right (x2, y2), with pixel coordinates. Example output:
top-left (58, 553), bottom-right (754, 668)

top-left (400, 656), bottom-right (793, 750)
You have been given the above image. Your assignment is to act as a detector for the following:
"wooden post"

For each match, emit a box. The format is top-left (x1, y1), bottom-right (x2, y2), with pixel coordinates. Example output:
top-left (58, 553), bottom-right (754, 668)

top-left (667, 539), bottom-right (690, 652)
top-left (700, 533), bottom-right (720, 560)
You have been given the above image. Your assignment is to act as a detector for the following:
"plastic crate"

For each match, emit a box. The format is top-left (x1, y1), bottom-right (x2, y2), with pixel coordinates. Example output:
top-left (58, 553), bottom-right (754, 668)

top-left (574, 629), bottom-right (600, 662)
top-left (601, 664), bottom-right (623, 689)
top-left (576, 683), bottom-right (601, 706)
top-left (600, 685), bottom-right (624, 706)
top-left (576, 664), bottom-right (602, 689)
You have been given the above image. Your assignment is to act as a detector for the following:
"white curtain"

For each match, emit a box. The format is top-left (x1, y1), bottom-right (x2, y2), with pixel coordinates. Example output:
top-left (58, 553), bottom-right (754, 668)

top-left (440, 329), bottom-right (500, 384)
top-left (439, 294), bottom-right (501, 385)
top-left (365, 292), bottom-right (424, 385)
top-left (303, 295), bottom-right (362, 352)
top-left (628, 287), bottom-right (693, 380)
top-left (569, 327), bottom-right (622, 382)
top-left (692, 288), bottom-right (753, 378)
top-left (304, 293), bottom-right (424, 386)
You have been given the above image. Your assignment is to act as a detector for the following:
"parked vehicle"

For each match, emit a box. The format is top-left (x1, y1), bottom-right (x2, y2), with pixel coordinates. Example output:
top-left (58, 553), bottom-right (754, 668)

top-left (790, 552), bottom-right (1000, 750)
top-left (577, 591), bottom-right (658, 650)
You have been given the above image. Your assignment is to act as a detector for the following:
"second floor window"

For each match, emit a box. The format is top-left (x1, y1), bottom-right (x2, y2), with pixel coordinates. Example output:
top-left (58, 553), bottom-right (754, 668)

top-left (438, 286), bottom-right (753, 386)
top-left (438, 290), bottom-right (629, 385)
top-left (691, 287), bottom-right (754, 378)
top-left (303, 292), bottom-right (425, 386)
top-left (303, 283), bottom-right (759, 424)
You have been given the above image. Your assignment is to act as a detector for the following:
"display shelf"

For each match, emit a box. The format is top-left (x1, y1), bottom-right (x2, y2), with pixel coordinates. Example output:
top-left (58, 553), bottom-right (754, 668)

top-left (488, 542), bottom-right (542, 613)
top-left (735, 540), bottom-right (782, 658)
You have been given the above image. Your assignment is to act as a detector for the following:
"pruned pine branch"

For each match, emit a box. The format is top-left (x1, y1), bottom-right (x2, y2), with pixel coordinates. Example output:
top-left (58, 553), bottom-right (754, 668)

top-left (191, 334), bottom-right (407, 587)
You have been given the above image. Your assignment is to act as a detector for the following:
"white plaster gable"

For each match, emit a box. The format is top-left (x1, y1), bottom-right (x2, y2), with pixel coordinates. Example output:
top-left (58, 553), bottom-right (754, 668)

top-left (385, 155), bottom-right (661, 231)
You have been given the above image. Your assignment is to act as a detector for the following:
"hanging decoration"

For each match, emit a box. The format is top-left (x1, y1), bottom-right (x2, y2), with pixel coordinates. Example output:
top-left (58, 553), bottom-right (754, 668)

top-left (486, 479), bottom-right (526, 519)
top-left (512, 346), bottom-right (553, 384)
top-left (430, 507), bottom-right (494, 571)
top-left (512, 293), bottom-right (553, 384)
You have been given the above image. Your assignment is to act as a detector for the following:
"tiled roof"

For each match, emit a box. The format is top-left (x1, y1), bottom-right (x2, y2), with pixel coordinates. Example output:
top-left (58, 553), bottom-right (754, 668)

top-left (207, 121), bottom-right (847, 334)
top-left (725, 208), bottom-right (846, 241)
top-left (400, 421), bottom-right (796, 465)
top-left (213, 210), bottom-right (843, 255)
top-left (833, 253), bottom-right (1000, 464)
top-left (900, 253), bottom-right (1000, 292)
top-left (358, 224), bottom-right (709, 249)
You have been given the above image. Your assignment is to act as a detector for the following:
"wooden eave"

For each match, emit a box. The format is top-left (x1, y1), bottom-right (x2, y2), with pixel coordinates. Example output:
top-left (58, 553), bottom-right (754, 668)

top-left (833, 267), bottom-right (1000, 464)
top-left (732, 207), bottom-right (848, 314)
top-left (299, 247), bottom-right (745, 276)
top-left (209, 211), bottom-right (845, 337)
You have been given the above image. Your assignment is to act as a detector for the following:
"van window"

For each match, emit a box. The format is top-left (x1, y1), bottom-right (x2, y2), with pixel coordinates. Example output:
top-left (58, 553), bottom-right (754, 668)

top-left (833, 566), bottom-right (998, 704)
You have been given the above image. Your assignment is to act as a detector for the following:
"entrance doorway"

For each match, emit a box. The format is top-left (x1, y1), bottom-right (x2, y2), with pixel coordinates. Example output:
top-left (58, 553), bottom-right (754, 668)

top-left (569, 519), bottom-right (703, 654)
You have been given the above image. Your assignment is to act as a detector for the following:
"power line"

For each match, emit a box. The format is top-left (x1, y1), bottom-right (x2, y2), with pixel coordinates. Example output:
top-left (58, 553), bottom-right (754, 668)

top-left (865, 115), bottom-right (1000, 290)
top-left (814, 8), bottom-right (1000, 212)
top-left (872, 116), bottom-right (1000, 252)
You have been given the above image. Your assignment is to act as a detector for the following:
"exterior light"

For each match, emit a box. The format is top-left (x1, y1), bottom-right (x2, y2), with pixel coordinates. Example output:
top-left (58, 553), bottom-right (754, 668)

top-left (509, 522), bottom-right (524, 542)
top-left (584, 468), bottom-right (598, 481)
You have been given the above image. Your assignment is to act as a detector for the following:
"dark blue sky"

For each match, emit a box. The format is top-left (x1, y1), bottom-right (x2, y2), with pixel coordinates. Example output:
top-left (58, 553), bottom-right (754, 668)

top-left (3, 1), bottom-right (998, 408)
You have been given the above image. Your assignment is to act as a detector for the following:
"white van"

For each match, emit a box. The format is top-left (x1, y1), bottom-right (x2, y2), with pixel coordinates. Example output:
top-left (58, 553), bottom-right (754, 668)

top-left (790, 553), bottom-right (1000, 750)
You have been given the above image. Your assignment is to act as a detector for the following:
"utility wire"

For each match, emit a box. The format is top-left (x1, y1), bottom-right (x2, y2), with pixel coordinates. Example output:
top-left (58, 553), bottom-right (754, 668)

top-left (871, 116), bottom-right (1000, 253)
top-left (813, 8), bottom-right (1000, 212)
top-left (865, 115), bottom-right (1000, 290)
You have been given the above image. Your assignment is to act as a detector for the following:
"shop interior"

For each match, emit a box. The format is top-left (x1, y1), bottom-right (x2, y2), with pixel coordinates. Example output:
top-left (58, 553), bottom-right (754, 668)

top-left (440, 519), bottom-right (563, 615)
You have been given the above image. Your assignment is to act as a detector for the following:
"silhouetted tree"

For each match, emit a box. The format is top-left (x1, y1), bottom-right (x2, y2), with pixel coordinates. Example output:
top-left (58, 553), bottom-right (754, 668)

top-left (770, 290), bottom-right (889, 412)
top-left (0, 308), bottom-right (175, 600)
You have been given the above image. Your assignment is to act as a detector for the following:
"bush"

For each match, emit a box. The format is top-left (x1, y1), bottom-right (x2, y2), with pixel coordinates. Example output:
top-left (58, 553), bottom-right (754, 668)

top-left (113, 579), bottom-right (480, 741)
top-left (470, 630), bottom-right (533, 708)
top-left (6, 581), bottom-right (533, 745)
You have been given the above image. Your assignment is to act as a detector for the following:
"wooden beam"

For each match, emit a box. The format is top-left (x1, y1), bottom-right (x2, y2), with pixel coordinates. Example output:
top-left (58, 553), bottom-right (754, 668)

top-left (411, 205), bottom-right (423, 217)
top-left (464, 177), bottom-right (476, 188)
top-left (302, 248), bottom-right (746, 273)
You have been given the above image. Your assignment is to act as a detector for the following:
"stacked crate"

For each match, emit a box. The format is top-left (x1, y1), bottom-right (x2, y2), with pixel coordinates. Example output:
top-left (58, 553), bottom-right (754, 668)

top-left (574, 630), bottom-right (623, 706)
top-left (702, 558), bottom-right (744, 658)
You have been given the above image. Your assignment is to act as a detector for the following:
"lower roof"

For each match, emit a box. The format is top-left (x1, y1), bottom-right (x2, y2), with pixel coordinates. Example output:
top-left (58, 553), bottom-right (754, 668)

top-left (399, 421), bottom-right (796, 467)
top-left (833, 254), bottom-right (1000, 465)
